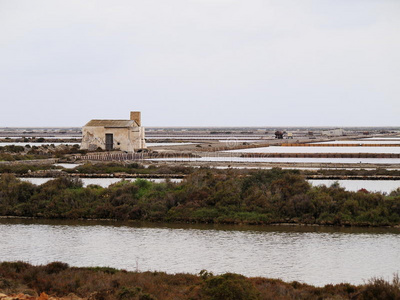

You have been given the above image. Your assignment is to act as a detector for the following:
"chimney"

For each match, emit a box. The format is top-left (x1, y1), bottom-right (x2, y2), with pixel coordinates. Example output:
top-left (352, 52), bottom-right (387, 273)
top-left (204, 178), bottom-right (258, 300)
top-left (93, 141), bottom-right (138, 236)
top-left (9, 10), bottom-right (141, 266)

top-left (130, 111), bottom-right (141, 126)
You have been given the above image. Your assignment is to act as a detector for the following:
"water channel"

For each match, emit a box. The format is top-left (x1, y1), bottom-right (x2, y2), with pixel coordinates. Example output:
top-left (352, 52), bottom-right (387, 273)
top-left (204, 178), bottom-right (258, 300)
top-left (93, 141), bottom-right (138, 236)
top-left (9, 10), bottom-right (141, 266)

top-left (18, 177), bottom-right (400, 193)
top-left (20, 177), bottom-right (182, 187)
top-left (0, 219), bottom-right (399, 286)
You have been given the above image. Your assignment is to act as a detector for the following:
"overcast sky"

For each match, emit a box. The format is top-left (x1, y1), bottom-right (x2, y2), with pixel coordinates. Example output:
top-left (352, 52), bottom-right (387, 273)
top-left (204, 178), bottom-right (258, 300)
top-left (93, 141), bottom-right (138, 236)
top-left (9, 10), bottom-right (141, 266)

top-left (0, 0), bottom-right (399, 127)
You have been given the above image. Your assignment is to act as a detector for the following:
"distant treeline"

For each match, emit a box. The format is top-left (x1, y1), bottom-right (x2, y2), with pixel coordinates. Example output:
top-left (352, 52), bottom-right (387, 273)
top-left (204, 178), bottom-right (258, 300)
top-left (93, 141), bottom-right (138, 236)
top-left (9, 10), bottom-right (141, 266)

top-left (0, 261), bottom-right (399, 300)
top-left (1, 168), bottom-right (400, 226)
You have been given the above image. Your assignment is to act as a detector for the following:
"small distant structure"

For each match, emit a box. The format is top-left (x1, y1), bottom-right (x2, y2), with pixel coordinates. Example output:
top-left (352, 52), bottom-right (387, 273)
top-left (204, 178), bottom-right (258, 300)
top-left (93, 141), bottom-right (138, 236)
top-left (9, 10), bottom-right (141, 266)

top-left (322, 128), bottom-right (345, 136)
top-left (275, 131), bottom-right (284, 139)
top-left (287, 132), bottom-right (293, 139)
top-left (81, 111), bottom-right (146, 152)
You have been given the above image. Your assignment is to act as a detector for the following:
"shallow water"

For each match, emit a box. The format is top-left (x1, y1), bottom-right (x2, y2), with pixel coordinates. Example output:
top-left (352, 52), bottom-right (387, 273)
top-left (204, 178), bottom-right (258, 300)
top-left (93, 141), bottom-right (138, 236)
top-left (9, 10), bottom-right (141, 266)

top-left (226, 146), bottom-right (400, 154)
top-left (146, 142), bottom-right (197, 146)
top-left (0, 219), bottom-right (399, 286)
top-left (53, 163), bottom-right (82, 169)
top-left (20, 177), bottom-right (182, 187)
top-left (309, 180), bottom-right (400, 193)
top-left (312, 140), bottom-right (400, 145)
top-left (20, 177), bottom-right (400, 193)
top-left (146, 136), bottom-right (272, 140)
top-left (149, 156), bottom-right (400, 164)
top-left (362, 137), bottom-right (400, 140)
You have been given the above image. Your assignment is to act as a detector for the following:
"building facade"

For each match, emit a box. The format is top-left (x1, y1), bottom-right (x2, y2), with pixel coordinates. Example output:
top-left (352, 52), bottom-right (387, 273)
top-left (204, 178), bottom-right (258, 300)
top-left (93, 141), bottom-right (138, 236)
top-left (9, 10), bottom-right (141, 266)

top-left (321, 128), bottom-right (345, 136)
top-left (81, 111), bottom-right (146, 152)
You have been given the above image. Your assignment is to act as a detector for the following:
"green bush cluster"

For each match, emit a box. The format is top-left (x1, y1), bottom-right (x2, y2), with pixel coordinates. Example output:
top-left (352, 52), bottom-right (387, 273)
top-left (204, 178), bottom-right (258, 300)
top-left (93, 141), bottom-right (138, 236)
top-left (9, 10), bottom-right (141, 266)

top-left (0, 144), bottom-right (84, 161)
top-left (202, 273), bottom-right (259, 300)
top-left (1, 169), bottom-right (400, 226)
top-left (0, 145), bottom-right (25, 153)
top-left (69, 162), bottom-right (195, 175)
top-left (0, 164), bottom-right (56, 174)
top-left (0, 153), bottom-right (50, 161)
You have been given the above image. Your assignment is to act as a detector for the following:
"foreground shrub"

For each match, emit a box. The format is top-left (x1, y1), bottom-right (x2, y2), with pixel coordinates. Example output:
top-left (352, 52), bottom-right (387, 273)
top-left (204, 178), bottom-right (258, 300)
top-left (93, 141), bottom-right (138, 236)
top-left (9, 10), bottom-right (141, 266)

top-left (357, 275), bottom-right (400, 300)
top-left (3, 263), bottom-right (400, 300)
top-left (43, 262), bottom-right (69, 274)
top-left (202, 273), bottom-right (259, 300)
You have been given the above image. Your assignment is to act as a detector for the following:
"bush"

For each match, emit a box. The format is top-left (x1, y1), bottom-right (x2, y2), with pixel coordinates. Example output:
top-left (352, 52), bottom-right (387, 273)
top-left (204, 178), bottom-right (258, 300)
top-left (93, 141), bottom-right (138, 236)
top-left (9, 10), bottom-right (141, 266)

top-left (358, 275), bottom-right (400, 300)
top-left (1, 169), bottom-right (400, 226)
top-left (202, 273), bottom-right (260, 300)
top-left (44, 262), bottom-right (69, 274)
top-left (118, 286), bottom-right (142, 299)
top-left (0, 261), bottom-right (31, 274)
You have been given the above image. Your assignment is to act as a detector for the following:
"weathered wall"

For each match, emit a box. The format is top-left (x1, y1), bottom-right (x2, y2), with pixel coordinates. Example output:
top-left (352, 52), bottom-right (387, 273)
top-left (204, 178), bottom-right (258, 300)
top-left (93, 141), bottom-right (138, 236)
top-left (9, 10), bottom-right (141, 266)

top-left (130, 111), bottom-right (141, 126)
top-left (131, 127), bottom-right (146, 149)
top-left (81, 125), bottom-right (146, 152)
top-left (81, 126), bottom-right (104, 151)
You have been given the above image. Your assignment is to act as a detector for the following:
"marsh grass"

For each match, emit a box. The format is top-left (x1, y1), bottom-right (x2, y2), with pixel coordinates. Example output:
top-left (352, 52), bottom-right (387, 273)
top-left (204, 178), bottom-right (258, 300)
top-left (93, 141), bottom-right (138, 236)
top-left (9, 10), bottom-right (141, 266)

top-left (1, 262), bottom-right (399, 300)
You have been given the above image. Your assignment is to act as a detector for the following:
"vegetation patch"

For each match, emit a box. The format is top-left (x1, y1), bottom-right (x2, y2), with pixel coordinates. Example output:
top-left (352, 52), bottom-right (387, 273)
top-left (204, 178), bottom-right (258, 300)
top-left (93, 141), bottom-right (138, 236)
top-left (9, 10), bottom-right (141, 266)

top-left (0, 262), bottom-right (399, 300)
top-left (1, 169), bottom-right (400, 226)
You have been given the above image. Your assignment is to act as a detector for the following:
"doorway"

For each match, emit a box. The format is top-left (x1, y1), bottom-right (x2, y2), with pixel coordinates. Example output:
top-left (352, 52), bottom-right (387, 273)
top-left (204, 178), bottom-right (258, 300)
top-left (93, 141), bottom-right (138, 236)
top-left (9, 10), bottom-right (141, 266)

top-left (105, 134), bottom-right (113, 151)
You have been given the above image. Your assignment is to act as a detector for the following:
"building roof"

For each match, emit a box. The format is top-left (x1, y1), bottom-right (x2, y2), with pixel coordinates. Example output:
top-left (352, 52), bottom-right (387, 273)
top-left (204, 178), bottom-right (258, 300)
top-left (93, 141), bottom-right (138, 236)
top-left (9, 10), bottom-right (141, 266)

top-left (84, 120), bottom-right (138, 128)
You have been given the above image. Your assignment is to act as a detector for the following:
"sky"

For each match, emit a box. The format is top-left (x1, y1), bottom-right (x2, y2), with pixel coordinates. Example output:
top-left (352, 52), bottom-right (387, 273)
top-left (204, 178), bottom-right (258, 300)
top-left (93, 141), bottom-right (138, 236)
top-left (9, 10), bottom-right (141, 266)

top-left (0, 0), bottom-right (399, 127)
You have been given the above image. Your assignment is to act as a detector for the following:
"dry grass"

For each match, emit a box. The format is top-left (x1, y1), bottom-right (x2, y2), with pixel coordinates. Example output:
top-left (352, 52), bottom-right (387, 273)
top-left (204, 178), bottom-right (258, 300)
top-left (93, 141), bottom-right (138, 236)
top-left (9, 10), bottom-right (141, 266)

top-left (1, 262), bottom-right (400, 300)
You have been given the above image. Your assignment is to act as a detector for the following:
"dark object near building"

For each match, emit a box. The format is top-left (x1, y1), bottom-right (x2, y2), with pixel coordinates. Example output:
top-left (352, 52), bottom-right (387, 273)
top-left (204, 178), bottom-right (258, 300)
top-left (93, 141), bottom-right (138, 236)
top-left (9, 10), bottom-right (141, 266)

top-left (275, 131), bottom-right (284, 139)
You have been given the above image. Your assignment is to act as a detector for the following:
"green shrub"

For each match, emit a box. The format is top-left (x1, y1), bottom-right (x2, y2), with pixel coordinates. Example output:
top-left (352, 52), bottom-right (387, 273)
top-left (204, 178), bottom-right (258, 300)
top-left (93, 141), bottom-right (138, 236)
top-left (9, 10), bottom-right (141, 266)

top-left (1, 169), bottom-right (400, 226)
top-left (44, 262), bottom-right (69, 274)
top-left (118, 286), bottom-right (141, 299)
top-left (202, 273), bottom-right (260, 300)
top-left (87, 267), bottom-right (119, 274)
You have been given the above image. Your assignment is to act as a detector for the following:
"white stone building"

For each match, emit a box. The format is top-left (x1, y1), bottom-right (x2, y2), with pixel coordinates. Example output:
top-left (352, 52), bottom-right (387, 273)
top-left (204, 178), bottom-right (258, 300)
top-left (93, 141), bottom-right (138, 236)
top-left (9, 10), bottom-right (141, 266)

top-left (321, 128), bottom-right (345, 136)
top-left (81, 111), bottom-right (146, 152)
